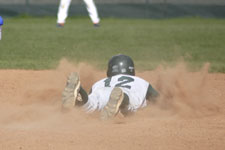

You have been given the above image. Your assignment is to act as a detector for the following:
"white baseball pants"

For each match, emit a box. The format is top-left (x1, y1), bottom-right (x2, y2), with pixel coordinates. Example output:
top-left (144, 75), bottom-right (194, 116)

top-left (57, 0), bottom-right (100, 24)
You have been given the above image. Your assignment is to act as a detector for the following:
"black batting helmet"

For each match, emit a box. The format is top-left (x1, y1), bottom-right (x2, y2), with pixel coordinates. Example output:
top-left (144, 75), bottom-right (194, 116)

top-left (107, 54), bottom-right (135, 77)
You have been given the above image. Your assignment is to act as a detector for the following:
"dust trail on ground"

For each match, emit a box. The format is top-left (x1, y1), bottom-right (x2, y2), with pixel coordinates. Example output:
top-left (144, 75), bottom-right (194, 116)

top-left (0, 59), bottom-right (225, 150)
top-left (0, 59), bottom-right (224, 129)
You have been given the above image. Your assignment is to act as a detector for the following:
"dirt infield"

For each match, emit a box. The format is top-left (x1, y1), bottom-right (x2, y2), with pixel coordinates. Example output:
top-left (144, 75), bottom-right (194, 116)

top-left (0, 59), bottom-right (225, 150)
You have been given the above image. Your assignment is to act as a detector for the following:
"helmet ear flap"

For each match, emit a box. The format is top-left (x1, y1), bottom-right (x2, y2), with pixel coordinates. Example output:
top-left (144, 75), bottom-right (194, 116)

top-left (107, 68), bottom-right (111, 77)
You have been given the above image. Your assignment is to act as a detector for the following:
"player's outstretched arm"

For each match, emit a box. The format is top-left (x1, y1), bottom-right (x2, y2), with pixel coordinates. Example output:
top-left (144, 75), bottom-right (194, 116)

top-left (146, 84), bottom-right (159, 103)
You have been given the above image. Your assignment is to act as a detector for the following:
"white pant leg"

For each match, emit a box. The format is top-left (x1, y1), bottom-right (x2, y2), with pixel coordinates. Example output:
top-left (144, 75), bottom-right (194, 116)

top-left (57, 0), bottom-right (72, 24)
top-left (123, 90), bottom-right (147, 112)
top-left (84, 87), bottom-right (147, 113)
top-left (83, 0), bottom-right (100, 24)
top-left (84, 88), bottom-right (113, 112)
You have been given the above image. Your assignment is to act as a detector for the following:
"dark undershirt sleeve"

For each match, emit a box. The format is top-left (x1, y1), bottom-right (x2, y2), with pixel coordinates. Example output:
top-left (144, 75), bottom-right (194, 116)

top-left (145, 84), bottom-right (159, 103)
top-left (75, 86), bottom-right (88, 106)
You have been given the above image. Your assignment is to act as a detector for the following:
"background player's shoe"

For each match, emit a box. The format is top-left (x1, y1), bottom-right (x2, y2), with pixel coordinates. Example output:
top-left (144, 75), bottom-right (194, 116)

top-left (57, 23), bottom-right (64, 28)
top-left (93, 23), bottom-right (100, 27)
top-left (101, 87), bottom-right (124, 120)
top-left (62, 72), bottom-right (81, 109)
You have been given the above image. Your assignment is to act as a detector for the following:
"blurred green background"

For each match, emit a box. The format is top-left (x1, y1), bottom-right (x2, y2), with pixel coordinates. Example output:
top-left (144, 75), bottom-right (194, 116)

top-left (0, 17), bottom-right (225, 72)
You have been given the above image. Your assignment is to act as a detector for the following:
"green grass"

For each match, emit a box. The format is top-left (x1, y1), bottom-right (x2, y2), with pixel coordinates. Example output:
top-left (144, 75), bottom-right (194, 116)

top-left (0, 16), bottom-right (225, 72)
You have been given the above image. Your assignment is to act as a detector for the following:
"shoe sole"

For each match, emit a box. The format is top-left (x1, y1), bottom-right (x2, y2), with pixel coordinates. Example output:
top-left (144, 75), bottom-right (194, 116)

top-left (101, 87), bottom-right (124, 120)
top-left (62, 72), bottom-right (80, 108)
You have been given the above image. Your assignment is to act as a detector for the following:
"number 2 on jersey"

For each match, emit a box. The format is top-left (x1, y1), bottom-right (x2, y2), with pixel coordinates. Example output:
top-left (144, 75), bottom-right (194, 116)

top-left (104, 76), bottom-right (134, 89)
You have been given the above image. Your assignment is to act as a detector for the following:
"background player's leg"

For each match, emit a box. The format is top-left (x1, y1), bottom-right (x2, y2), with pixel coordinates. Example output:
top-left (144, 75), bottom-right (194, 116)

top-left (83, 0), bottom-right (100, 25)
top-left (57, 0), bottom-right (72, 25)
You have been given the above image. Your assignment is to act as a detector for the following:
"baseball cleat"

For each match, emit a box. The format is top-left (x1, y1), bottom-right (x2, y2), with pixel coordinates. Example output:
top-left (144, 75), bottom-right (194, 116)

top-left (57, 23), bottom-right (64, 28)
top-left (101, 87), bottom-right (124, 120)
top-left (62, 72), bottom-right (81, 109)
top-left (93, 23), bottom-right (100, 27)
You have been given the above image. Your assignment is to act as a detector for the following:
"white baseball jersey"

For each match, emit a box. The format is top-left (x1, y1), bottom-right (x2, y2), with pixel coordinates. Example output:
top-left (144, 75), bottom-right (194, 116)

top-left (84, 74), bottom-right (150, 112)
top-left (57, 0), bottom-right (100, 24)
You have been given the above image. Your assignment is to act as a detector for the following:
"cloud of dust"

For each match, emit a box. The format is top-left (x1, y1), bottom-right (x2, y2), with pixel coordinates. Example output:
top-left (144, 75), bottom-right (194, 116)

top-left (136, 62), bottom-right (222, 119)
top-left (0, 59), bottom-right (223, 130)
top-left (57, 59), bottom-right (105, 91)
top-left (0, 59), bottom-right (105, 130)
